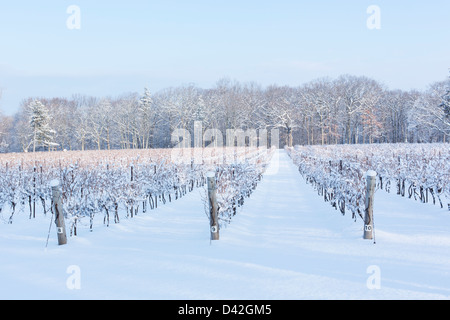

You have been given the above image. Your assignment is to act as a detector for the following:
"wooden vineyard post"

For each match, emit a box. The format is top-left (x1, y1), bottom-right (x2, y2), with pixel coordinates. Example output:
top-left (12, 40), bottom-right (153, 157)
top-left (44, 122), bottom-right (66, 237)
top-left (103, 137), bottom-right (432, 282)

top-left (206, 172), bottom-right (219, 241)
top-left (364, 170), bottom-right (377, 240)
top-left (32, 166), bottom-right (36, 219)
top-left (51, 180), bottom-right (67, 246)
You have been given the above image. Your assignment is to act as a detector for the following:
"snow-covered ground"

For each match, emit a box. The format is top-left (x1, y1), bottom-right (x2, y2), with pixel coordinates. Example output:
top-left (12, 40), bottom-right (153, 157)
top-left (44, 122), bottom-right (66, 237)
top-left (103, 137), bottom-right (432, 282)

top-left (0, 150), bottom-right (449, 300)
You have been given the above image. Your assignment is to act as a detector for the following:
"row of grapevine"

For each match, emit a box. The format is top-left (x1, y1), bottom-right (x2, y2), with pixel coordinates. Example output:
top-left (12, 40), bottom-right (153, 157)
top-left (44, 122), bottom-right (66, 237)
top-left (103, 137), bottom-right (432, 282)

top-left (286, 143), bottom-right (450, 220)
top-left (208, 147), bottom-right (275, 228)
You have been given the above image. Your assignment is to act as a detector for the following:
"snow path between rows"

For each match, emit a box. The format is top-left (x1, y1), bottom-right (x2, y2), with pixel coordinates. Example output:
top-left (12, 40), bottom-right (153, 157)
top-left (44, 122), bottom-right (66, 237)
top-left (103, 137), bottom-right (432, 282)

top-left (1, 150), bottom-right (449, 299)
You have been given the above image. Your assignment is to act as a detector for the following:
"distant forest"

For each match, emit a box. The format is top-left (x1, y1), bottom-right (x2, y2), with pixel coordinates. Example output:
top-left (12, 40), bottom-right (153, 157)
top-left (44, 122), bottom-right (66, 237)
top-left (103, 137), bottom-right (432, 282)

top-left (0, 73), bottom-right (448, 153)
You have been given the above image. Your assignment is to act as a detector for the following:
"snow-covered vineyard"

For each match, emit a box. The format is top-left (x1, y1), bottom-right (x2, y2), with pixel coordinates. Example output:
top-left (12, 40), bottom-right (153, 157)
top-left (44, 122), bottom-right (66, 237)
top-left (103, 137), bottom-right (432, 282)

top-left (286, 143), bottom-right (450, 220)
top-left (2, 0), bottom-right (450, 303)
top-left (0, 145), bottom-right (449, 300)
top-left (0, 147), bottom-right (273, 235)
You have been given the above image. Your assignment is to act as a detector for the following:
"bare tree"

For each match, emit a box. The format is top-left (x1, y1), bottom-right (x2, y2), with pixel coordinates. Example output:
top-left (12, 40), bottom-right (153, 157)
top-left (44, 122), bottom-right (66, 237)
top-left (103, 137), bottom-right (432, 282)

top-left (380, 90), bottom-right (418, 143)
top-left (301, 78), bottom-right (337, 145)
top-left (410, 80), bottom-right (450, 142)
top-left (333, 75), bottom-right (384, 144)
top-left (360, 80), bottom-right (384, 144)
top-left (264, 85), bottom-right (300, 147)
top-left (71, 94), bottom-right (97, 151)
top-left (0, 89), bottom-right (12, 152)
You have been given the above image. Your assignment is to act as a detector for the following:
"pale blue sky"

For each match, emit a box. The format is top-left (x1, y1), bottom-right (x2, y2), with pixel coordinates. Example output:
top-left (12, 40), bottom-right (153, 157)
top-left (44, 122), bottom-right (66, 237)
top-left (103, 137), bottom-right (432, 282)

top-left (0, 0), bottom-right (449, 115)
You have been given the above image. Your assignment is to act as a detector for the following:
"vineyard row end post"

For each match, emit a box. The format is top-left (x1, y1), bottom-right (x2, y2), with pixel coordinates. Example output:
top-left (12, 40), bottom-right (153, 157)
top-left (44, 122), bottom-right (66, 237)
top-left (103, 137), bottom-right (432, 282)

top-left (51, 180), bottom-right (67, 246)
top-left (206, 172), bottom-right (219, 241)
top-left (364, 170), bottom-right (377, 240)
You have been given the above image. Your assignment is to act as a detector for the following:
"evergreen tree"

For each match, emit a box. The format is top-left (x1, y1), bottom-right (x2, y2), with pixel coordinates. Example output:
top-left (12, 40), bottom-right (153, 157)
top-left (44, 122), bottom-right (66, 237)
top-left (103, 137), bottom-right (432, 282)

top-left (139, 88), bottom-right (153, 110)
top-left (194, 95), bottom-right (206, 122)
top-left (138, 88), bottom-right (155, 148)
top-left (441, 72), bottom-right (450, 120)
top-left (28, 99), bottom-right (57, 152)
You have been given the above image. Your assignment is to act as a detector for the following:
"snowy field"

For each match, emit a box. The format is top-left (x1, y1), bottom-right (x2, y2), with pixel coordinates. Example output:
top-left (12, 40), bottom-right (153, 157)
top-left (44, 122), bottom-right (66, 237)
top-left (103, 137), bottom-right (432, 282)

top-left (0, 150), bottom-right (449, 300)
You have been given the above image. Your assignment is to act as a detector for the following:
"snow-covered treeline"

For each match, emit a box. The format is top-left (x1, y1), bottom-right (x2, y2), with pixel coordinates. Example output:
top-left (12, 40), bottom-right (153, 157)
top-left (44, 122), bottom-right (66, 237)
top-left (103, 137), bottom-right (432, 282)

top-left (0, 74), bottom-right (448, 153)
top-left (286, 143), bottom-right (450, 220)
top-left (0, 147), bottom-right (273, 235)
